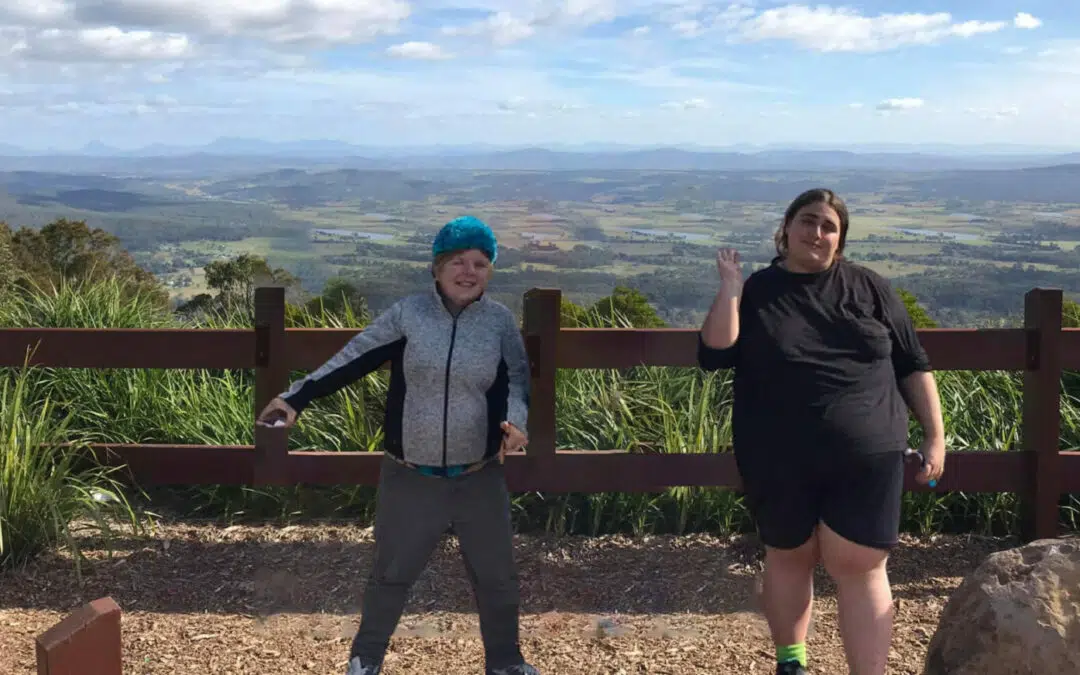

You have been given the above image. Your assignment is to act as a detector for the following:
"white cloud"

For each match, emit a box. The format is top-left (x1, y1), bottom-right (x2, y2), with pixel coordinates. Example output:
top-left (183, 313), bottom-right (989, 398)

top-left (672, 19), bottom-right (703, 37)
top-left (0, 0), bottom-right (411, 63)
top-left (491, 95), bottom-right (587, 116)
top-left (85, 0), bottom-right (411, 44)
top-left (497, 95), bottom-right (527, 111)
top-left (247, 63), bottom-right (585, 122)
top-left (732, 6), bottom-right (1007, 52)
top-left (439, 0), bottom-right (616, 46)
top-left (661, 97), bottom-right (710, 110)
top-left (558, 0), bottom-right (617, 26)
top-left (0, 0), bottom-right (1076, 149)
top-left (385, 41), bottom-right (450, 60)
top-left (1014, 13), bottom-right (1042, 30)
top-left (949, 20), bottom-right (1007, 38)
top-left (6, 26), bottom-right (192, 62)
top-left (4, 88), bottom-right (228, 117)
top-left (582, 63), bottom-right (787, 95)
top-left (965, 106), bottom-right (1020, 120)
top-left (1029, 41), bottom-right (1080, 75)
top-left (0, 0), bottom-right (70, 25)
top-left (876, 97), bottom-right (924, 111)
top-left (441, 11), bottom-right (534, 45)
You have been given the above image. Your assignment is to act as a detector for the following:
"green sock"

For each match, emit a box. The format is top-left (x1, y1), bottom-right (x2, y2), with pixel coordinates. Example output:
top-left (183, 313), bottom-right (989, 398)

top-left (776, 643), bottom-right (806, 667)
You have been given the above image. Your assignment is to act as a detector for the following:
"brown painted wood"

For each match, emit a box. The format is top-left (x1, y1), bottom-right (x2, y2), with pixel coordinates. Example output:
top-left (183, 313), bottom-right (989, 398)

top-left (285, 449), bottom-right (1034, 493)
top-left (1021, 288), bottom-right (1064, 542)
top-left (283, 450), bottom-right (744, 491)
top-left (0, 328), bottom-right (253, 369)
top-left (254, 286), bottom-right (289, 485)
top-left (0, 321), bottom-right (1047, 373)
top-left (1061, 451), bottom-right (1080, 495)
top-left (555, 327), bottom-right (1028, 370)
top-left (1063, 328), bottom-right (1080, 369)
top-left (522, 288), bottom-right (561, 459)
top-left (902, 450), bottom-right (1029, 493)
top-left (5, 287), bottom-right (1077, 506)
top-left (36, 597), bottom-right (121, 675)
top-left (89, 444), bottom-right (255, 485)
top-left (285, 328), bottom-right (360, 370)
top-left (88, 445), bottom-right (1069, 493)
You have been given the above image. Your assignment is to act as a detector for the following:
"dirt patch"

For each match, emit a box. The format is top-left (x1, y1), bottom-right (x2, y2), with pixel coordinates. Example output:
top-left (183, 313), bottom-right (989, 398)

top-left (0, 521), bottom-right (1014, 674)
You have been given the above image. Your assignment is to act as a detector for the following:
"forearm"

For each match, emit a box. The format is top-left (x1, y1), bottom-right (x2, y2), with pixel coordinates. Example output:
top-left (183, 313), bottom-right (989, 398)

top-left (505, 378), bottom-right (529, 435)
top-left (701, 284), bottom-right (741, 348)
top-left (899, 370), bottom-right (945, 441)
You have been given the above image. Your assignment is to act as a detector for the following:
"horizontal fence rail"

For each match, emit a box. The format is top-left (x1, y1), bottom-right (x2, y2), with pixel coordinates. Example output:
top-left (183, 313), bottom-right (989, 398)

top-left (81, 444), bottom-right (1080, 494)
top-left (0, 328), bottom-right (256, 369)
top-left (2, 286), bottom-right (1079, 542)
top-left (5, 325), bottom-right (1079, 371)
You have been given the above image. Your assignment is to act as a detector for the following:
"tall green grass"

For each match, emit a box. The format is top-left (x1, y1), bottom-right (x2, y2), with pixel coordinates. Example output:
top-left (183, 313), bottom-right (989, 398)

top-left (0, 354), bottom-right (144, 575)
top-left (2, 276), bottom-right (1079, 553)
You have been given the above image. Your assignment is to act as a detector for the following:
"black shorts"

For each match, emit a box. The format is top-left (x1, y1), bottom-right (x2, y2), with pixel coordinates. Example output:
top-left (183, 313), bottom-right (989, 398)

top-left (736, 447), bottom-right (905, 551)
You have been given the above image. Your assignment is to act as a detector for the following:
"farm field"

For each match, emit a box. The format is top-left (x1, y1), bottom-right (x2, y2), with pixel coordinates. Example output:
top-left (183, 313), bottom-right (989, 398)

top-left (3, 162), bottom-right (1080, 325)
top-left (3, 154), bottom-right (1080, 674)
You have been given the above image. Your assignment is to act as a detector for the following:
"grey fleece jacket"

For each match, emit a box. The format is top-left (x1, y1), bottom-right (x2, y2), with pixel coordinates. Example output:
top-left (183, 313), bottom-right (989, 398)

top-left (278, 284), bottom-right (530, 468)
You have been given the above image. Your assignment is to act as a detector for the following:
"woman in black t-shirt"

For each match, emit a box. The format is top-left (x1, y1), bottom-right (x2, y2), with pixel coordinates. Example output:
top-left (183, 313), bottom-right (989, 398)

top-left (698, 188), bottom-right (946, 675)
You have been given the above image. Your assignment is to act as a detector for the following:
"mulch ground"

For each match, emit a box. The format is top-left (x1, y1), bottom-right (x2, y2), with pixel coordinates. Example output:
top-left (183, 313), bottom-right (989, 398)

top-left (0, 520), bottom-right (1013, 674)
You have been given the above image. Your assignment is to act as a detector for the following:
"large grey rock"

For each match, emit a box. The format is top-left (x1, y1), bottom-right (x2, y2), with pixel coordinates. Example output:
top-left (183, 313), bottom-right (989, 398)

top-left (924, 537), bottom-right (1080, 674)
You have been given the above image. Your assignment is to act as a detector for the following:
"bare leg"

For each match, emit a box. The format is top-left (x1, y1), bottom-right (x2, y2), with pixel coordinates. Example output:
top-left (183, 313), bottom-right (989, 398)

top-left (819, 522), bottom-right (893, 675)
top-left (761, 532), bottom-right (819, 648)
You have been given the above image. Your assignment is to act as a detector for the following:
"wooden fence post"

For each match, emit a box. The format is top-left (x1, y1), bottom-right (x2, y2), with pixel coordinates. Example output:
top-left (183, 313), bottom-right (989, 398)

top-left (36, 597), bottom-right (121, 675)
top-left (253, 285), bottom-right (289, 485)
top-left (1021, 287), bottom-right (1063, 542)
top-left (522, 289), bottom-right (561, 463)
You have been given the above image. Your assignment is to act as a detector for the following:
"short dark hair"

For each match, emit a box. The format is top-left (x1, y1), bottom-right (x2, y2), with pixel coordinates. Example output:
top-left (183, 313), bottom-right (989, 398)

top-left (774, 188), bottom-right (850, 259)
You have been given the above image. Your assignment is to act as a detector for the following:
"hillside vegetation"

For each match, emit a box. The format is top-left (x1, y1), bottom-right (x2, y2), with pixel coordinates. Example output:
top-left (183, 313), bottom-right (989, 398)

top-left (1, 218), bottom-right (1080, 572)
top-left (4, 166), bottom-right (1080, 328)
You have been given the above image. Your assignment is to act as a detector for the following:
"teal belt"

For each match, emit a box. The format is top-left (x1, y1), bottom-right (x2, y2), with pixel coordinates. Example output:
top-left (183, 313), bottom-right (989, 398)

top-left (398, 457), bottom-right (492, 478)
top-left (416, 464), bottom-right (471, 477)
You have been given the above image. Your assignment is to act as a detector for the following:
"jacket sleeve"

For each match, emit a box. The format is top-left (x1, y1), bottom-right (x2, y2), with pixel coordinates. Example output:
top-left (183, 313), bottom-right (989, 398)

top-left (501, 309), bottom-right (531, 435)
top-left (279, 301), bottom-right (406, 414)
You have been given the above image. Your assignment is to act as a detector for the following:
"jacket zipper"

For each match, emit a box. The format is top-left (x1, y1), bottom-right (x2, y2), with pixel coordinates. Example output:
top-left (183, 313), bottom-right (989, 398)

top-left (442, 314), bottom-right (459, 468)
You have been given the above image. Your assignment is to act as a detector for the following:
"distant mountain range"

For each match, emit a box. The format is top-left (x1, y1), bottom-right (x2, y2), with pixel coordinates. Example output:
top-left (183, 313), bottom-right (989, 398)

top-left (1, 138), bottom-right (1078, 176)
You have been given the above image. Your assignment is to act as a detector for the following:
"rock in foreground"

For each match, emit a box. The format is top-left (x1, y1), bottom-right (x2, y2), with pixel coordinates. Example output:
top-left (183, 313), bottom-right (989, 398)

top-left (923, 537), bottom-right (1080, 674)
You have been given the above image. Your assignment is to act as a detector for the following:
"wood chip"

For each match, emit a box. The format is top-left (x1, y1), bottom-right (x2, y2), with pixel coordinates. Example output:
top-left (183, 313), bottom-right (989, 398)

top-left (1, 523), bottom-right (1012, 675)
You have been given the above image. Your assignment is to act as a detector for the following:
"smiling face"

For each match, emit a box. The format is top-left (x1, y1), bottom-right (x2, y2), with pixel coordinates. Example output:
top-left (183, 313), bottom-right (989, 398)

top-left (776, 189), bottom-right (849, 273)
top-left (783, 201), bottom-right (842, 272)
top-left (434, 248), bottom-right (493, 307)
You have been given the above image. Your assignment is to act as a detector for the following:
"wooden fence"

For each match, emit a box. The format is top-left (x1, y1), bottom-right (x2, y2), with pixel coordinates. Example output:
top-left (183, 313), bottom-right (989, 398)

top-left (2, 286), bottom-right (1080, 542)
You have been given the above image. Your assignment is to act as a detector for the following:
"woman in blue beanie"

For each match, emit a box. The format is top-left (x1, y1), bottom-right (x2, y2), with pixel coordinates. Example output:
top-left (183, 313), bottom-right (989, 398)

top-left (258, 215), bottom-right (540, 675)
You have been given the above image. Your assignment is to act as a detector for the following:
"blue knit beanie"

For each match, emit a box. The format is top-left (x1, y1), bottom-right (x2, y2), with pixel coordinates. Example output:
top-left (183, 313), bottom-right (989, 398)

top-left (432, 215), bottom-right (498, 264)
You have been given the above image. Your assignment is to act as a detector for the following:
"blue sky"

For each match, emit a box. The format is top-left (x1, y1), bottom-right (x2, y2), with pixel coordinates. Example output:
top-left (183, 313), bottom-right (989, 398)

top-left (1, 1), bottom-right (1077, 150)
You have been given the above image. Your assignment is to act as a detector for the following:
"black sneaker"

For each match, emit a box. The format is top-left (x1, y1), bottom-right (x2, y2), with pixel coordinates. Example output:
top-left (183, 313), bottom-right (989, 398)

top-left (776, 662), bottom-right (807, 675)
top-left (345, 657), bottom-right (381, 675)
top-left (488, 665), bottom-right (540, 675)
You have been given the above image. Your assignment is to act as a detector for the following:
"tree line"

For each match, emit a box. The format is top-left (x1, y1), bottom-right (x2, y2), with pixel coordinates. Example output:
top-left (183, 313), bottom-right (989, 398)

top-left (3, 217), bottom-right (1077, 332)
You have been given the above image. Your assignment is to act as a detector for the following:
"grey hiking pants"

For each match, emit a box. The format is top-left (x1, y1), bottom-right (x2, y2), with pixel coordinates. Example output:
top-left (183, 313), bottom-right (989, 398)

top-left (350, 455), bottom-right (525, 670)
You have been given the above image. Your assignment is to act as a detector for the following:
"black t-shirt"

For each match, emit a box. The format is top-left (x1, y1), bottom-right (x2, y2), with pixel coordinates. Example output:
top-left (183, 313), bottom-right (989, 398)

top-left (699, 258), bottom-right (931, 459)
